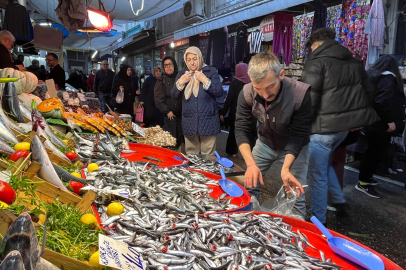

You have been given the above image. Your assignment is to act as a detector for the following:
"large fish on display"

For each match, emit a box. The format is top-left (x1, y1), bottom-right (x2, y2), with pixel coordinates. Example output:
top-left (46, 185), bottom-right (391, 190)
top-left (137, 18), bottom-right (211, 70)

top-left (0, 113), bottom-right (19, 144)
top-left (31, 135), bottom-right (69, 190)
top-left (0, 99), bottom-right (25, 134)
top-left (2, 82), bottom-right (25, 123)
top-left (31, 106), bottom-right (66, 148)
top-left (18, 99), bottom-right (32, 121)
top-left (0, 138), bottom-right (15, 155)
top-left (0, 212), bottom-right (59, 270)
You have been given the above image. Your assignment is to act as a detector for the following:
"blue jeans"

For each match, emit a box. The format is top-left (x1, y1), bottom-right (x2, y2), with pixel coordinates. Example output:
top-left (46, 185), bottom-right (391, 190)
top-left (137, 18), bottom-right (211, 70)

top-left (247, 139), bottom-right (309, 218)
top-left (98, 92), bottom-right (111, 113)
top-left (308, 131), bottom-right (348, 223)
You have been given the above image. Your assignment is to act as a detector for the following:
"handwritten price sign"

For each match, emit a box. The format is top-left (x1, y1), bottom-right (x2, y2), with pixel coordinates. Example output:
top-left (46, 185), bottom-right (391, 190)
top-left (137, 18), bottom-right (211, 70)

top-left (99, 234), bottom-right (145, 270)
top-left (132, 122), bottom-right (145, 137)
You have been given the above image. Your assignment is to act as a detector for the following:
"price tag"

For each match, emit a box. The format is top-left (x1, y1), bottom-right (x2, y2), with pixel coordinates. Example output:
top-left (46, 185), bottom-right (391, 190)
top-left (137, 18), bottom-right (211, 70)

top-left (132, 122), bottom-right (145, 137)
top-left (99, 234), bottom-right (145, 270)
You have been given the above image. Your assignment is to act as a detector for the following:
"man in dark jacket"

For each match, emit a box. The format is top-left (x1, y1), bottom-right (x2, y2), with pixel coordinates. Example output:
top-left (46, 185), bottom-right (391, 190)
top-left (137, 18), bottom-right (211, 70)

top-left (94, 60), bottom-right (115, 113)
top-left (303, 28), bottom-right (380, 224)
top-left (235, 52), bottom-right (313, 219)
top-left (46, 53), bottom-right (66, 89)
top-left (0, 30), bottom-right (22, 70)
top-left (27, 59), bottom-right (47, 81)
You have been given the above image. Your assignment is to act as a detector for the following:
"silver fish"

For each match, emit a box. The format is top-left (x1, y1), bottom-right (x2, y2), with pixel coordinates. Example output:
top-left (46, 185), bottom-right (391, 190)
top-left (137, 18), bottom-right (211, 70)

top-left (16, 122), bottom-right (33, 133)
top-left (31, 135), bottom-right (68, 191)
top-left (0, 112), bottom-right (19, 144)
top-left (18, 100), bottom-right (32, 121)
top-left (0, 138), bottom-right (15, 155)
top-left (1, 82), bottom-right (25, 123)
top-left (0, 99), bottom-right (25, 134)
top-left (34, 124), bottom-right (71, 163)
top-left (0, 251), bottom-right (24, 270)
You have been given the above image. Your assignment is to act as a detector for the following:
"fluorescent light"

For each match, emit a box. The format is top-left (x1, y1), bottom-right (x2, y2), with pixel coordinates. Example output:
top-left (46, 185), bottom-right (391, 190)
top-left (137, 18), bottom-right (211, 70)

top-left (170, 42), bottom-right (175, 48)
top-left (40, 22), bottom-right (51, 26)
top-left (121, 57), bottom-right (125, 61)
top-left (91, 50), bottom-right (98, 58)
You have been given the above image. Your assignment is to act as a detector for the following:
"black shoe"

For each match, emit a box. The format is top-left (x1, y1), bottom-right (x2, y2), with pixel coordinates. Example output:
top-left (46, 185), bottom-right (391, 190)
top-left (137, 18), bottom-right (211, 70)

top-left (355, 183), bottom-right (381, 199)
top-left (333, 203), bottom-right (348, 218)
top-left (369, 179), bottom-right (378, 186)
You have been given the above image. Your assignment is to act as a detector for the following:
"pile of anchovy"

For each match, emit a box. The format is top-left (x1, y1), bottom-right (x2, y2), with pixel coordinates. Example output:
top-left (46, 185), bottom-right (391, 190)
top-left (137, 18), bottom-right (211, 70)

top-left (84, 161), bottom-right (244, 214)
top-left (102, 210), bottom-right (342, 270)
top-left (186, 155), bottom-right (233, 174)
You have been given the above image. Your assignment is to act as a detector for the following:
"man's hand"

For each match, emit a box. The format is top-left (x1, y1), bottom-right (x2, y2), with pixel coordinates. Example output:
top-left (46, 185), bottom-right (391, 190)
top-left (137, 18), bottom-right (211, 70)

top-left (220, 115), bottom-right (224, 122)
top-left (16, 65), bottom-right (26, 71)
top-left (281, 168), bottom-right (304, 197)
top-left (387, 122), bottom-right (396, 132)
top-left (194, 70), bottom-right (208, 85)
top-left (167, 111), bottom-right (175, 121)
top-left (179, 71), bottom-right (192, 85)
top-left (244, 164), bottom-right (264, 189)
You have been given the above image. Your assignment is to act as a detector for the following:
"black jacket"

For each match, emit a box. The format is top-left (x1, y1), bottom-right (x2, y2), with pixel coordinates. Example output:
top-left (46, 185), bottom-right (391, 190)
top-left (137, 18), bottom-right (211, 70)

top-left (112, 76), bottom-right (137, 116)
top-left (27, 65), bottom-right (47, 81)
top-left (154, 75), bottom-right (182, 117)
top-left (221, 79), bottom-right (245, 122)
top-left (369, 74), bottom-right (406, 136)
top-left (303, 40), bottom-right (379, 134)
top-left (140, 76), bottom-right (164, 127)
top-left (94, 69), bottom-right (115, 94)
top-left (0, 43), bottom-right (18, 70)
top-left (47, 64), bottom-right (66, 89)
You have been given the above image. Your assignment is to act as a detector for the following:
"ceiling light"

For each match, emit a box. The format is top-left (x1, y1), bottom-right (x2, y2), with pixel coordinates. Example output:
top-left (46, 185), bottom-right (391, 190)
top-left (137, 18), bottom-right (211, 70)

top-left (87, 7), bottom-right (113, 32)
top-left (170, 42), bottom-right (175, 48)
top-left (129, 0), bottom-right (145, 16)
top-left (121, 57), bottom-right (125, 61)
top-left (92, 50), bottom-right (98, 58)
top-left (39, 22), bottom-right (51, 26)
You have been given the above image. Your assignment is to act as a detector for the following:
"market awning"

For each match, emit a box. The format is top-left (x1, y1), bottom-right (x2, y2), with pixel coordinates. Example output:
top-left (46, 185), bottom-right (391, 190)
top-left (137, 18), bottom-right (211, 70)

top-left (174, 0), bottom-right (312, 40)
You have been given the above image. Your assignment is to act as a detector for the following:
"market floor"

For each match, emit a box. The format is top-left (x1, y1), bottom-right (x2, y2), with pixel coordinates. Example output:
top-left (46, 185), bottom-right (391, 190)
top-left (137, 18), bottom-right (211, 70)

top-left (215, 131), bottom-right (406, 268)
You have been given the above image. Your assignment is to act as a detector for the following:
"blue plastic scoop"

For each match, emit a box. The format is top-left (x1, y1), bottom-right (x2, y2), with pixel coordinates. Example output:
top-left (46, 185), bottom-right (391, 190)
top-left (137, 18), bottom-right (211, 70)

top-left (311, 216), bottom-right (384, 270)
top-left (214, 151), bottom-right (233, 168)
top-left (218, 168), bottom-right (243, 197)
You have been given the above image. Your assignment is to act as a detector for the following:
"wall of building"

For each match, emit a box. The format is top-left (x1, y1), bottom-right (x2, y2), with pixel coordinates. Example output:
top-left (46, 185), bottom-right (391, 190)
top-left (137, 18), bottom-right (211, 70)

top-left (156, 9), bottom-right (190, 40)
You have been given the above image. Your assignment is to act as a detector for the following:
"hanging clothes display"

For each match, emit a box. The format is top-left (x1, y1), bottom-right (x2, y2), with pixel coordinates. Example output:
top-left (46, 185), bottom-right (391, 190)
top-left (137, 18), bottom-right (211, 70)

top-left (326, 5), bottom-right (342, 40)
top-left (206, 27), bottom-right (228, 69)
top-left (273, 12), bottom-right (294, 66)
top-left (337, 0), bottom-right (358, 50)
top-left (247, 30), bottom-right (264, 54)
top-left (365, 0), bottom-right (385, 68)
top-left (352, 4), bottom-right (370, 64)
top-left (230, 35), bottom-right (237, 71)
top-left (199, 36), bottom-right (209, 65)
top-left (292, 15), bottom-right (314, 61)
top-left (3, 3), bottom-right (30, 41)
top-left (235, 24), bottom-right (248, 63)
top-left (312, 0), bottom-right (327, 32)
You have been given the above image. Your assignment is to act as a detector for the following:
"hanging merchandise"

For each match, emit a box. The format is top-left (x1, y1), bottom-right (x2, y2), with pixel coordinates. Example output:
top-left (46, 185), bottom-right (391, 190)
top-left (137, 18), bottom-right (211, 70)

top-left (55, 0), bottom-right (87, 31)
top-left (338, 0), bottom-right (357, 50)
top-left (365, 0), bottom-right (385, 68)
top-left (326, 5), bottom-right (342, 40)
top-left (352, 4), bottom-right (370, 64)
top-left (235, 23), bottom-right (248, 63)
top-left (199, 35), bottom-right (210, 64)
top-left (247, 30), bottom-right (264, 54)
top-left (273, 12), bottom-right (294, 66)
top-left (292, 15), bottom-right (314, 61)
top-left (312, 0), bottom-right (327, 32)
top-left (206, 27), bottom-right (228, 69)
top-left (3, 3), bottom-right (30, 41)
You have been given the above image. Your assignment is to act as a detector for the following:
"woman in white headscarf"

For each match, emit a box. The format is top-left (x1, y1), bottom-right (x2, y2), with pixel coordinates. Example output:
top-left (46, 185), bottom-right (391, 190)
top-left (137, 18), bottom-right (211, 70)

top-left (171, 46), bottom-right (223, 156)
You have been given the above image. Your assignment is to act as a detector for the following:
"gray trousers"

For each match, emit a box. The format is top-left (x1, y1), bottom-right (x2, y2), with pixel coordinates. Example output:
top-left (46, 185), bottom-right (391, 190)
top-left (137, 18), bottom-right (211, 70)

top-left (247, 139), bottom-right (309, 218)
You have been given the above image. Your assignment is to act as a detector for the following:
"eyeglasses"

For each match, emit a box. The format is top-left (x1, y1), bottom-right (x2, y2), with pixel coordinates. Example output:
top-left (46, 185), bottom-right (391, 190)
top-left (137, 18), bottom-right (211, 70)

top-left (164, 63), bottom-right (173, 68)
top-left (102, 64), bottom-right (109, 66)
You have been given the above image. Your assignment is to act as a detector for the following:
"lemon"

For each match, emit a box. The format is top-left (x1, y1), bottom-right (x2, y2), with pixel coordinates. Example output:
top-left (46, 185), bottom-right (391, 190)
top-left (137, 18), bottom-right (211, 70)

top-left (62, 140), bottom-right (69, 146)
top-left (0, 201), bottom-right (9, 209)
top-left (71, 172), bottom-right (82, 178)
top-left (88, 251), bottom-right (103, 268)
top-left (80, 213), bottom-right (98, 225)
top-left (107, 202), bottom-right (124, 216)
top-left (14, 142), bottom-right (30, 151)
top-left (87, 163), bottom-right (99, 172)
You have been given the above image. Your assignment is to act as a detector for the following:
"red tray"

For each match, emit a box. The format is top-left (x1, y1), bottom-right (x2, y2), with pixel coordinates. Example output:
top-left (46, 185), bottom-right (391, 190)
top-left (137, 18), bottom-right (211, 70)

top-left (120, 143), bottom-right (189, 167)
top-left (251, 212), bottom-right (401, 270)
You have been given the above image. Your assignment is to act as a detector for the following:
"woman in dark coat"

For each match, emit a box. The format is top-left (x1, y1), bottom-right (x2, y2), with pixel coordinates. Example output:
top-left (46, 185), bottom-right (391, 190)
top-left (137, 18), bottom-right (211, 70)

top-left (171, 46), bottom-right (224, 156)
top-left (220, 62), bottom-right (254, 155)
top-left (154, 56), bottom-right (183, 148)
top-left (357, 55), bottom-right (406, 198)
top-left (140, 66), bottom-right (164, 127)
top-left (112, 65), bottom-right (137, 119)
top-left (139, 65), bottom-right (152, 89)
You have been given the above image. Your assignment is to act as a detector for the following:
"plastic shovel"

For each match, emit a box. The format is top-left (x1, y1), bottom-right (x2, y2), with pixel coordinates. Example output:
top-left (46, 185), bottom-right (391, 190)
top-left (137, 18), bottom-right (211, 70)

top-left (214, 151), bottom-right (234, 168)
top-left (218, 168), bottom-right (243, 197)
top-left (310, 216), bottom-right (384, 270)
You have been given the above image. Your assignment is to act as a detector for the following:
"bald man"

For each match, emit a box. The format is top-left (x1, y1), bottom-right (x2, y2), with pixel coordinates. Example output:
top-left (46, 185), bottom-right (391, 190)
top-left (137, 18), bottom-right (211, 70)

top-left (0, 30), bottom-right (24, 70)
top-left (94, 60), bottom-right (115, 113)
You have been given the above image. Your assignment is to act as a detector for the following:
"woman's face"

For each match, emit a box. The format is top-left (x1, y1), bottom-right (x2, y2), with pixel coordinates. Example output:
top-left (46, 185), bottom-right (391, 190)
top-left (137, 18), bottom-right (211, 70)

top-left (126, 67), bottom-right (132, 76)
top-left (164, 59), bottom-right (174, 75)
top-left (186, 53), bottom-right (199, 72)
top-left (154, 68), bottom-right (161, 78)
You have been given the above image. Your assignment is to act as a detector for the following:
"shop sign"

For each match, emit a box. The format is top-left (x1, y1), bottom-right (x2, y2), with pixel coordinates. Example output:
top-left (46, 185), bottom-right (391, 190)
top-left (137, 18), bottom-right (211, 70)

top-left (99, 234), bottom-right (146, 270)
top-left (259, 15), bottom-right (274, 41)
top-left (156, 36), bottom-right (174, 47)
top-left (174, 37), bottom-right (189, 47)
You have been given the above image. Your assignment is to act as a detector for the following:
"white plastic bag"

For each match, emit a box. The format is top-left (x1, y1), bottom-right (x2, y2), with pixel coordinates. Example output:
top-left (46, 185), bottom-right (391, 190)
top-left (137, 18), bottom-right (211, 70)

top-left (116, 89), bottom-right (124, 104)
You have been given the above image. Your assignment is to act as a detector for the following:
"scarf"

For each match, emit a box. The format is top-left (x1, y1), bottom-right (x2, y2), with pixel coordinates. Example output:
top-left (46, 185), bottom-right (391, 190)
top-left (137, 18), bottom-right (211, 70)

top-left (144, 65), bottom-right (152, 75)
top-left (235, 62), bottom-right (251, 84)
top-left (184, 46), bottom-right (207, 100)
top-left (162, 56), bottom-right (178, 78)
top-left (118, 64), bottom-right (131, 82)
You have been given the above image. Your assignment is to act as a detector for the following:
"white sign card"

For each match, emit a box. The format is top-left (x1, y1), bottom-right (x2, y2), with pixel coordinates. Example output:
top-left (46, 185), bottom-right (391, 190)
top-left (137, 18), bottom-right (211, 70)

top-left (132, 122), bottom-right (145, 137)
top-left (99, 234), bottom-right (145, 270)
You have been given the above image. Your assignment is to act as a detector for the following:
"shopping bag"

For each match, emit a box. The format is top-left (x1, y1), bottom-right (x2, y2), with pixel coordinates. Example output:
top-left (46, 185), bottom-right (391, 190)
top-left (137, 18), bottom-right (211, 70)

top-left (135, 105), bottom-right (144, 123)
top-left (116, 89), bottom-right (124, 104)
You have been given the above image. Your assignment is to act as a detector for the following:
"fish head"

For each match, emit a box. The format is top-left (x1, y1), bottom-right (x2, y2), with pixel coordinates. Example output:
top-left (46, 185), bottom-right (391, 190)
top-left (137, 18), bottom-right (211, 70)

top-left (30, 135), bottom-right (45, 164)
top-left (0, 213), bottom-right (40, 270)
top-left (2, 82), bottom-right (17, 97)
top-left (0, 251), bottom-right (25, 270)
